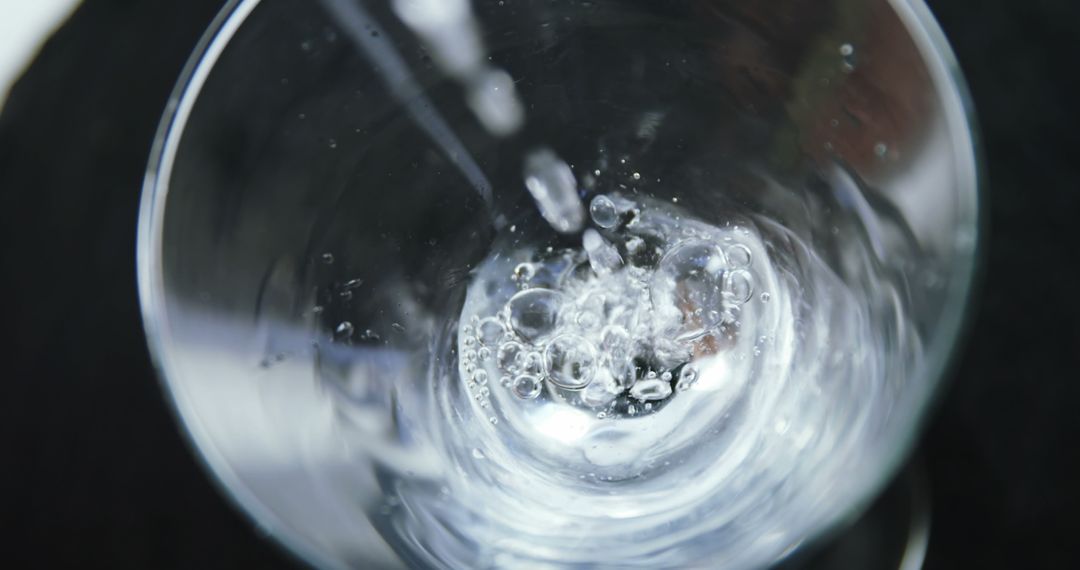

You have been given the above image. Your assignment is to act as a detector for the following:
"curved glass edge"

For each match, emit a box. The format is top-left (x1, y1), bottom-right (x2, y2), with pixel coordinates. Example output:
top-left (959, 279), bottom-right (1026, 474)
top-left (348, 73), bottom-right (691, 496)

top-left (135, 0), bottom-right (341, 569)
top-left (816, 0), bottom-right (986, 551)
top-left (136, 0), bottom-right (985, 568)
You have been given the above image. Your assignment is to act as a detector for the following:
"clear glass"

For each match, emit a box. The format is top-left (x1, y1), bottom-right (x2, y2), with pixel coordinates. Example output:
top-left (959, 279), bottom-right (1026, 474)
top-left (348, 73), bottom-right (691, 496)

top-left (138, 0), bottom-right (980, 568)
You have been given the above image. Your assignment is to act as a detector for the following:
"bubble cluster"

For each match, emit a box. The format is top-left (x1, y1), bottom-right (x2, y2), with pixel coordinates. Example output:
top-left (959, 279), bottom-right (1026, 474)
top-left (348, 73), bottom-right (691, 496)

top-left (458, 192), bottom-right (763, 419)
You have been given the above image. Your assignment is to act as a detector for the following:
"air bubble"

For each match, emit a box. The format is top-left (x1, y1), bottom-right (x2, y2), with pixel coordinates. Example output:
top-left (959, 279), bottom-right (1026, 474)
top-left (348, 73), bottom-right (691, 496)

top-left (760, 292), bottom-right (771, 303)
top-left (544, 334), bottom-right (597, 389)
top-left (474, 370), bottom-right (489, 385)
top-left (497, 341), bottom-right (524, 372)
top-left (522, 352), bottom-right (545, 376)
top-left (507, 288), bottom-right (563, 342)
top-left (478, 317), bottom-right (506, 346)
top-left (512, 375), bottom-right (543, 399)
top-left (630, 378), bottom-right (672, 401)
top-left (589, 195), bottom-right (619, 229)
top-left (513, 263), bottom-right (536, 284)
top-left (651, 240), bottom-right (728, 340)
top-left (725, 244), bottom-right (752, 268)
top-left (676, 366), bottom-right (698, 392)
top-left (724, 269), bottom-right (754, 305)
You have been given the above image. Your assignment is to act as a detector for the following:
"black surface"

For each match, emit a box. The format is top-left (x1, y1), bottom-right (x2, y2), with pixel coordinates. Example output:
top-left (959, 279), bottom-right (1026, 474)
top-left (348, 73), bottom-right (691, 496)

top-left (0, 0), bottom-right (1076, 568)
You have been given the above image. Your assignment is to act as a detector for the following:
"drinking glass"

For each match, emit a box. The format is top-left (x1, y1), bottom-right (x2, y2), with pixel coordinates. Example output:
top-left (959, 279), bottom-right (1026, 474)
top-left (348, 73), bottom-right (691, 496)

top-left (138, 0), bottom-right (979, 567)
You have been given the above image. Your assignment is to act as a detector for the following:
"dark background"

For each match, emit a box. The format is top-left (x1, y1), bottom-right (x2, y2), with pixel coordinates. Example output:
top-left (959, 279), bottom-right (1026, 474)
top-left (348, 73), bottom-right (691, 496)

top-left (1, 0), bottom-right (1076, 568)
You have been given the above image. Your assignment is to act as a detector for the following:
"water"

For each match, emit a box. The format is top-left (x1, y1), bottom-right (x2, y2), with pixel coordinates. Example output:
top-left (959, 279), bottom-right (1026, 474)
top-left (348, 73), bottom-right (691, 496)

top-left (335, 186), bottom-right (900, 567)
top-left (313, 1), bottom-right (912, 567)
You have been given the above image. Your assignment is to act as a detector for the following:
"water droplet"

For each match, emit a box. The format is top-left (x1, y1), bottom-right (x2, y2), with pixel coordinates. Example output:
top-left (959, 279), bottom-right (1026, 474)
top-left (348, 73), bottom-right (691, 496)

top-left (874, 142), bottom-right (888, 158)
top-left (582, 229), bottom-right (623, 275)
top-left (760, 292), bottom-right (771, 303)
top-left (512, 375), bottom-right (543, 399)
top-left (334, 321), bottom-right (354, 341)
top-left (463, 349), bottom-right (477, 362)
top-left (724, 269), bottom-right (754, 305)
top-left (474, 370), bottom-right (489, 385)
top-left (840, 43), bottom-right (857, 72)
top-left (464, 336), bottom-right (476, 347)
top-left (391, 322), bottom-right (406, 333)
top-left (466, 68), bottom-right (524, 136)
top-left (661, 371), bottom-right (673, 382)
top-left (320, 252), bottom-right (335, 264)
top-left (478, 347), bottom-right (492, 360)
top-left (589, 195), bottom-right (619, 229)
top-left (523, 148), bottom-right (585, 233)
top-left (632, 172), bottom-right (641, 180)
top-left (544, 334), bottom-right (597, 389)
top-left (478, 317), bottom-right (506, 346)
top-left (507, 288), bottom-right (563, 342)
top-left (725, 244), bottom-right (752, 268)
top-left (489, 416), bottom-right (499, 425)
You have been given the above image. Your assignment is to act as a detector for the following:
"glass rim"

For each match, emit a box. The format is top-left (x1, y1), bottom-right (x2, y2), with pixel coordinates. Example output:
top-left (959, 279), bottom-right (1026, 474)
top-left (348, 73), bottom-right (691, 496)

top-left (136, 0), bottom-right (984, 566)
